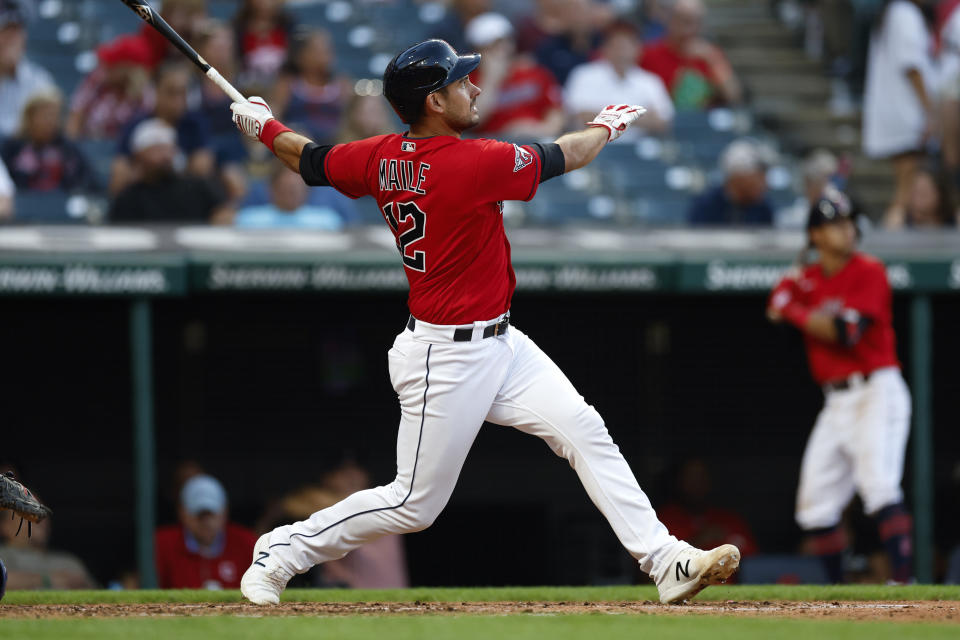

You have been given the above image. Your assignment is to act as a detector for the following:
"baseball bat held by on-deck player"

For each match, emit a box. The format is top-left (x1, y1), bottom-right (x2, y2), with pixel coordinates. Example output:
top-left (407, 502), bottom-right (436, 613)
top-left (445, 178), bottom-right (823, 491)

top-left (119, 0), bottom-right (246, 104)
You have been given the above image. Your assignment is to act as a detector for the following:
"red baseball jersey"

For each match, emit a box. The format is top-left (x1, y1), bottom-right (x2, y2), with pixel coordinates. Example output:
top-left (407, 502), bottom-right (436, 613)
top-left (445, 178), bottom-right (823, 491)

top-left (154, 523), bottom-right (257, 589)
top-left (775, 252), bottom-right (900, 385)
top-left (320, 134), bottom-right (542, 324)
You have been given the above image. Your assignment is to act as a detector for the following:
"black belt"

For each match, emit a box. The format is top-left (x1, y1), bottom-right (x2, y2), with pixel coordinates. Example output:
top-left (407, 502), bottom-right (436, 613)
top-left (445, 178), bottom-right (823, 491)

top-left (823, 371), bottom-right (872, 393)
top-left (406, 315), bottom-right (509, 341)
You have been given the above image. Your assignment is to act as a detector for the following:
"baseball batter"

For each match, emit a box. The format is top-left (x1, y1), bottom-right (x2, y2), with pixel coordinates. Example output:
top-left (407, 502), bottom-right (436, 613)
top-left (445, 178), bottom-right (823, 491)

top-left (230, 39), bottom-right (740, 604)
top-left (767, 187), bottom-right (913, 583)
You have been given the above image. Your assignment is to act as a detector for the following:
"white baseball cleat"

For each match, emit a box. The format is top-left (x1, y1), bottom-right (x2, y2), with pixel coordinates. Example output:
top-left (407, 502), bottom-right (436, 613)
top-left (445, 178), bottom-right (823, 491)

top-left (655, 543), bottom-right (741, 604)
top-left (240, 533), bottom-right (293, 605)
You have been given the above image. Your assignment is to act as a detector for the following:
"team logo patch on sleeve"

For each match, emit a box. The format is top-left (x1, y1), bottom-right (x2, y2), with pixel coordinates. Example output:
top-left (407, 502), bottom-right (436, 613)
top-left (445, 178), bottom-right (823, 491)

top-left (513, 144), bottom-right (534, 172)
top-left (401, 141), bottom-right (416, 152)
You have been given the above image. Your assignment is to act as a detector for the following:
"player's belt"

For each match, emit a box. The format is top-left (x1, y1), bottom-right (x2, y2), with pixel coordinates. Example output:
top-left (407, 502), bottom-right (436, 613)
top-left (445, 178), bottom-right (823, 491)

top-left (406, 315), bottom-right (510, 341)
top-left (823, 370), bottom-right (873, 393)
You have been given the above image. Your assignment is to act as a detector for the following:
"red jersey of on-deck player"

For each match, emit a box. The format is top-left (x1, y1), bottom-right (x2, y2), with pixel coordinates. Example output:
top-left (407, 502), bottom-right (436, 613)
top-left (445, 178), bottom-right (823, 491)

top-left (780, 252), bottom-right (900, 385)
top-left (322, 134), bottom-right (542, 324)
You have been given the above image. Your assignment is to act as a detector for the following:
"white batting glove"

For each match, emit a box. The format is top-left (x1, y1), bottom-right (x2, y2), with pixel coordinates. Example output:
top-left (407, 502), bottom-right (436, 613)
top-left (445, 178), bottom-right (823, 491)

top-left (230, 96), bottom-right (274, 141)
top-left (587, 104), bottom-right (647, 142)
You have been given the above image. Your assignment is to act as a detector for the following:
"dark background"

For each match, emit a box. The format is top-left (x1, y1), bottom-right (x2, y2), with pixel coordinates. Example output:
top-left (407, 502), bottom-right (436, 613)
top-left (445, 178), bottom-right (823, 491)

top-left (2, 292), bottom-right (958, 586)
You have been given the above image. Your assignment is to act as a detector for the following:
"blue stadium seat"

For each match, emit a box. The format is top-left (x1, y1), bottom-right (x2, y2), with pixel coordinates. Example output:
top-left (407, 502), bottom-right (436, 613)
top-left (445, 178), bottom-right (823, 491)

top-left (75, 140), bottom-right (114, 188)
top-left (630, 193), bottom-right (691, 225)
top-left (12, 191), bottom-right (81, 223)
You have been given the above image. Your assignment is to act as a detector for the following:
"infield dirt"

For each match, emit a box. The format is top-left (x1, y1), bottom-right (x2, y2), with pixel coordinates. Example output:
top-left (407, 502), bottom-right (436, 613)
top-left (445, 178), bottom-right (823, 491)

top-left (1, 600), bottom-right (957, 623)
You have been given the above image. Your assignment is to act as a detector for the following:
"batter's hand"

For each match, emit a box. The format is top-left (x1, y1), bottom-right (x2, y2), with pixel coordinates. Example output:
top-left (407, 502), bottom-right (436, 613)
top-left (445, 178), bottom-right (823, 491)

top-left (587, 104), bottom-right (647, 142)
top-left (231, 96), bottom-right (274, 141)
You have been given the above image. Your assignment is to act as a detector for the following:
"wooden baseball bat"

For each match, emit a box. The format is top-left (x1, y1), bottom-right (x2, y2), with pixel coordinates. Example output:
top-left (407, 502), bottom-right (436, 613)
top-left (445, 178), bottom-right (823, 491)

top-left (119, 0), bottom-right (246, 103)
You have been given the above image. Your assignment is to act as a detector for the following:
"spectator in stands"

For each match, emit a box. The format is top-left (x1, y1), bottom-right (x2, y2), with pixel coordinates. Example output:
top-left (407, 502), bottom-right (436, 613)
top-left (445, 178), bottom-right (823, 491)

top-left (0, 156), bottom-right (12, 220)
top-left (657, 458), bottom-right (758, 560)
top-left (640, 0), bottom-right (742, 110)
top-left (862, 0), bottom-right (935, 228)
top-left (109, 118), bottom-right (232, 224)
top-left (0, 467), bottom-right (96, 589)
top-left (271, 30), bottom-right (352, 145)
top-left (133, 0), bottom-right (207, 70)
top-left (514, 0), bottom-right (569, 54)
top-left (0, 0), bottom-right (54, 138)
top-left (564, 21), bottom-right (673, 137)
top-left (638, 0), bottom-right (669, 42)
top-left (776, 148), bottom-right (844, 228)
top-left (65, 35), bottom-right (154, 141)
top-left (336, 94), bottom-right (397, 143)
top-left (937, 2), bottom-right (960, 187)
top-left (110, 63), bottom-right (214, 195)
top-left (431, 0), bottom-right (492, 53)
top-left (155, 474), bottom-right (257, 589)
top-left (688, 139), bottom-right (775, 225)
top-left (535, 0), bottom-right (610, 85)
top-left (465, 12), bottom-right (565, 138)
top-left (233, 0), bottom-right (294, 93)
top-left (236, 165), bottom-right (346, 230)
top-left (2, 90), bottom-right (98, 194)
top-left (905, 162), bottom-right (957, 227)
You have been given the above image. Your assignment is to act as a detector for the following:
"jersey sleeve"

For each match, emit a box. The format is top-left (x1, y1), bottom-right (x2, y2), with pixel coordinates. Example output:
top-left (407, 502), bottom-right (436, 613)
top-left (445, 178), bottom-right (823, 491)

top-left (315, 138), bottom-right (380, 199)
top-left (844, 261), bottom-right (890, 320)
top-left (473, 139), bottom-right (542, 203)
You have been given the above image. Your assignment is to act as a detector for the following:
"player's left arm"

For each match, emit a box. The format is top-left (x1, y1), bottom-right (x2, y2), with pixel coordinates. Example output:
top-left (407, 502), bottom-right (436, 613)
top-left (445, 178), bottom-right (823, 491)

top-left (230, 96), bottom-right (312, 173)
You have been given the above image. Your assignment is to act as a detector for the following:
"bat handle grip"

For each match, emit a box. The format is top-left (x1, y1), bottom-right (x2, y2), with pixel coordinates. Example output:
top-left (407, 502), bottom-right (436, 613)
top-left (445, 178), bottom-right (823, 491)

top-left (206, 67), bottom-right (246, 104)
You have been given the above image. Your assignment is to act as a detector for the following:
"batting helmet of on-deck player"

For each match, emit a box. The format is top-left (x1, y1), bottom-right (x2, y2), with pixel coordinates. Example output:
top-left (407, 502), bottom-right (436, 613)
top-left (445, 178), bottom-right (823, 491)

top-left (807, 184), bottom-right (858, 231)
top-left (382, 39), bottom-right (481, 124)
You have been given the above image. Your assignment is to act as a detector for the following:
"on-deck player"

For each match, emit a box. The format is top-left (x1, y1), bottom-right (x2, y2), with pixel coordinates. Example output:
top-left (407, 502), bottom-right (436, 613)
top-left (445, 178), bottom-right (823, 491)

top-left (767, 186), bottom-right (913, 583)
top-left (230, 39), bottom-right (740, 604)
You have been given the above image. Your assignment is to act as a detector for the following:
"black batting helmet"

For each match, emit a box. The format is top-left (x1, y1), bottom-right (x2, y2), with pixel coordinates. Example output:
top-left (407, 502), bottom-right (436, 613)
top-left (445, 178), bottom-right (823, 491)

top-left (382, 39), bottom-right (481, 124)
top-left (807, 185), bottom-right (857, 231)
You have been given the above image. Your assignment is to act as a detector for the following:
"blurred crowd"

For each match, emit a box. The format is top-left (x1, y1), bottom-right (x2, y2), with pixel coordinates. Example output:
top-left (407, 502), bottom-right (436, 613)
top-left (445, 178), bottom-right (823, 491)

top-left (0, 0), bottom-right (957, 228)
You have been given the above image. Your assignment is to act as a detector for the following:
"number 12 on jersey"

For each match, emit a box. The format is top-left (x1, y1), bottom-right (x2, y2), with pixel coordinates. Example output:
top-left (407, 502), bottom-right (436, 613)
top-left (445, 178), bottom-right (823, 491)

top-left (382, 201), bottom-right (427, 272)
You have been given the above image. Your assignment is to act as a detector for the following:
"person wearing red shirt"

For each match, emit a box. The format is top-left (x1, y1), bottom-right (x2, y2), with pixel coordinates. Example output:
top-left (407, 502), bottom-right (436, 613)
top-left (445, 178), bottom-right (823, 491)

top-left (154, 474), bottom-right (257, 589)
top-left (465, 12), bottom-right (564, 138)
top-left (229, 38), bottom-right (741, 606)
top-left (639, 0), bottom-right (740, 110)
top-left (767, 187), bottom-right (913, 584)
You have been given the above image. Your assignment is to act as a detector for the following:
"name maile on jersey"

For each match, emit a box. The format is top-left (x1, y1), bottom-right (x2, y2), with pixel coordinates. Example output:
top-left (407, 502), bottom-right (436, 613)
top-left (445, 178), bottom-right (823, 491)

top-left (379, 159), bottom-right (431, 195)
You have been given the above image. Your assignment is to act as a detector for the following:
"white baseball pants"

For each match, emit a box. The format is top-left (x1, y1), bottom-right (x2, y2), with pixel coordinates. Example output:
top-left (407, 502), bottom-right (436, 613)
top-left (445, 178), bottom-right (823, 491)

top-left (795, 367), bottom-right (912, 530)
top-left (264, 317), bottom-right (681, 579)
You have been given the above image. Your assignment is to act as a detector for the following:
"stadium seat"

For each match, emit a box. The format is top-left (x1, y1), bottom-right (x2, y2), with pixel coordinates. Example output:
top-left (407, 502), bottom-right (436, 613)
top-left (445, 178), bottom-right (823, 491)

top-left (12, 191), bottom-right (82, 223)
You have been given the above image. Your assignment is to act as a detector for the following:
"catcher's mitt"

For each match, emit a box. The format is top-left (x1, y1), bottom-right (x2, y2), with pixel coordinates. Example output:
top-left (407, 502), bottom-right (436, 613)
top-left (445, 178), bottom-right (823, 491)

top-left (0, 471), bottom-right (52, 525)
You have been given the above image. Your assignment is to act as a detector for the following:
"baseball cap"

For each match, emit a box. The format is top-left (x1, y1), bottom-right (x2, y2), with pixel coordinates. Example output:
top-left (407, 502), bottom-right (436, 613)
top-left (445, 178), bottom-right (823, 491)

top-left (720, 140), bottom-right (765, 176)
top-left (130, 118), bottom-right (177, 154)
top-left (97, 35), bottom-right (154, 68)
top-left (180, 474), bottom-right (227, 515)
top-left (465, 12), bottom-right (514, 48)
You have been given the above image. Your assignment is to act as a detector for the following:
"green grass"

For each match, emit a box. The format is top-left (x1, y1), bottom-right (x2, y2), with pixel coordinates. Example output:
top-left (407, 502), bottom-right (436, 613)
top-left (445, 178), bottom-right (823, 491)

top-left (4, 584), bottom-right (960, 605)
top-left (1, 615), bottom-right (958, 640)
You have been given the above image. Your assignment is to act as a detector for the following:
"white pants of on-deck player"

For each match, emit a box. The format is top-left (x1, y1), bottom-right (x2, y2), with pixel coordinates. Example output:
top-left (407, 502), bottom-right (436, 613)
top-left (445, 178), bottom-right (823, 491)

top-left (264, 317), bottom-right (681, 578)
top-left (795, 367), bottom-right (912, 530)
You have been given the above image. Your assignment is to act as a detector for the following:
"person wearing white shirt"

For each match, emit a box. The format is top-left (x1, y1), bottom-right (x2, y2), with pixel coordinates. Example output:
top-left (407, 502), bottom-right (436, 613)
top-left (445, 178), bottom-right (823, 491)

top-left (0, 155), bottom-right (13, 220)
top-left (0, 1), bottom-right (55, 138)
top-left (861, 0), bottom-right (935, 228)
top-left (564, 21), bottom-right (674, 139)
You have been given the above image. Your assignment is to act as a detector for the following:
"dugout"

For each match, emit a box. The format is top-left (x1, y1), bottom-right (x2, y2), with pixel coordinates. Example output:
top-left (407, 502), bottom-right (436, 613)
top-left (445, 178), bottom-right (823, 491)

top-left (1, 227), bottom-right (957, 587)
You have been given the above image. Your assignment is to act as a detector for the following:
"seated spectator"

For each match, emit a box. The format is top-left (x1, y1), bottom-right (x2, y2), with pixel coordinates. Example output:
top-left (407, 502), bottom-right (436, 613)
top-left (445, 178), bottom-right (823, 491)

top-left (688, 139), bottom-right (774, 226)
top-left (564, 21), bottom-right (673, 137)
top-left (65, 35), bottom-right (154, 141)
top-left (0, 155), bottom-right (12, 220)
top-left (638, 0), bottom-right (669, 42)
top-left (110, 63), bottom-right (215, 195)
top-left (514, 0), bottom-right (569, 54)
top-left (905, 162), bottom-right (957, 227)
top-left (109, 118), bottom-right (232, 224)
top-left (775, 148), bottom-right (844, 228)
top-left (431, 0), bottom-right (492, 54)
top-left (336, 94), bottom-right (397, 143)
top-left (2, 90), bottom-right (98, 194)
top-left (272, 30), bottom-right (352, 145)
top-left (640, 0), bottom-right (741, 110)
top-left (0, 0), bottom-right (54, 138)
top-left (862, 0), bottom-right (935, 228)
top-left (236, 165), bottom-right (346, 230)
top-left (0, 468), bottom-right (96, 590)
top-left (155, 474), bottom-right (257, 590)
top-left (535, 0), bottom-right (609, 85)
top-left (233, 0), bottom-right (294, 92)
top-left (465, 12), bottom-right (564, 138)
top-left (658, 458), bottom-right (758, 560)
